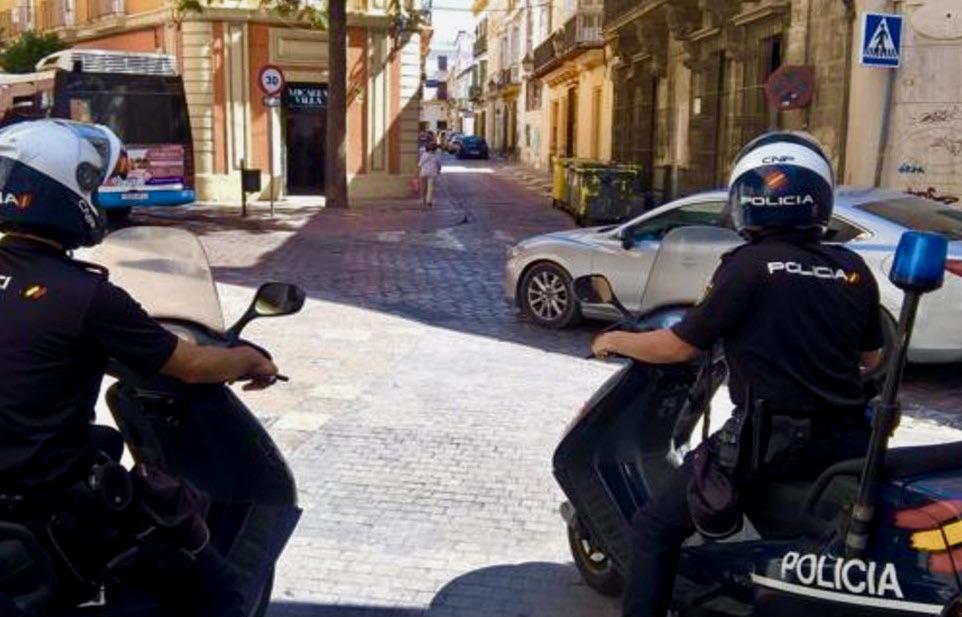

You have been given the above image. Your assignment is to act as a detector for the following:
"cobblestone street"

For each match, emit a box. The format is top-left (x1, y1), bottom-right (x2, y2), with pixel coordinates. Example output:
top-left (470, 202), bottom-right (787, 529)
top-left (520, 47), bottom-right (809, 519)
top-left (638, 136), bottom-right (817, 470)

top-left (124, 157), bottom-right (962, 617)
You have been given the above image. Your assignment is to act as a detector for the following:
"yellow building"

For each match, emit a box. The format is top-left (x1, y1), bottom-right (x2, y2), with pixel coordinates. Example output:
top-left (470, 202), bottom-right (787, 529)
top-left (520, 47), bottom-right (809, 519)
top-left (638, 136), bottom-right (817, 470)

top-left (0, 0), bottom-right (429, 201)
top-left (528, 0), bottom-right (612, 167)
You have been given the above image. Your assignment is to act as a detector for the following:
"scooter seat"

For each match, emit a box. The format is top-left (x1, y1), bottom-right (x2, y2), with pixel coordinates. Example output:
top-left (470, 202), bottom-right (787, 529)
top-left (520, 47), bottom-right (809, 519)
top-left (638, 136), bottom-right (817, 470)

top-left (743, 480), bottom-right (814, 539)
top-left (744, 441), bottom-right (962, 539)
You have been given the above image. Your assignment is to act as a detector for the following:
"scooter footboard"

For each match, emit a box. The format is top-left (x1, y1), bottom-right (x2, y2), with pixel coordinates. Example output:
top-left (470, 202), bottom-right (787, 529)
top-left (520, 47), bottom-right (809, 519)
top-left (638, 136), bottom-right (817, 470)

top-left (552, 362), bottom-right (697, 572)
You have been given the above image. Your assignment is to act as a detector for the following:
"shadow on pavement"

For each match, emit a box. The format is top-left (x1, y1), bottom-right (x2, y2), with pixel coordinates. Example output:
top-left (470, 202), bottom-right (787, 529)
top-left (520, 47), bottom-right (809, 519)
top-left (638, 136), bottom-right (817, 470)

top-left (126, 165), bottom-right (602, 358)
top-left (268, 561), bottom-right (618, 617)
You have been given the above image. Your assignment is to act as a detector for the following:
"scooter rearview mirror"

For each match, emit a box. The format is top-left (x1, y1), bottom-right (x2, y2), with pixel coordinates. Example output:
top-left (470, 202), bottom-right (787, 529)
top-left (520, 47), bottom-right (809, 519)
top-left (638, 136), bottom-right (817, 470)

top-left (226, 282), bottom-right (306, 341)
top-left (253, 283), bottom-right (307, 317)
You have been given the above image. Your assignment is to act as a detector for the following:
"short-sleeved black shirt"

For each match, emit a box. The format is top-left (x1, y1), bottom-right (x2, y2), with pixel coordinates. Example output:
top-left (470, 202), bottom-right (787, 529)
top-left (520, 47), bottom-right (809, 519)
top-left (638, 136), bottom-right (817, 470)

top-left (0, 236), bottom-right (178, 490)
top-left (672, 233), bottom-right (883, 413)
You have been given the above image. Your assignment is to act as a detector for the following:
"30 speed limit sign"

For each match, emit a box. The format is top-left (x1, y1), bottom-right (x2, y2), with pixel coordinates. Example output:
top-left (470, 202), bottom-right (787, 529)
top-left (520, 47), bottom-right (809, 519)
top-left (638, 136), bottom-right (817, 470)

top-left (258, 65), bottom-right (285, 96)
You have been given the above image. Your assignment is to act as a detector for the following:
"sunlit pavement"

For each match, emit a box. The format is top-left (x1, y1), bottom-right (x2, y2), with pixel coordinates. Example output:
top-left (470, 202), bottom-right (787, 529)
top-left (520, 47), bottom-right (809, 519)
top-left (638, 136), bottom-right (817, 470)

top-left (105, 157), bottom-right (962, 616)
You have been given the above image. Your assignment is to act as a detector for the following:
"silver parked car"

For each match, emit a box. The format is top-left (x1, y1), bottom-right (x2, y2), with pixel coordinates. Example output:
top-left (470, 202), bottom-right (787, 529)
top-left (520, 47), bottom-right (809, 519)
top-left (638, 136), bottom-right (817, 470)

top-left (505, 187), bottom-right (962, 363)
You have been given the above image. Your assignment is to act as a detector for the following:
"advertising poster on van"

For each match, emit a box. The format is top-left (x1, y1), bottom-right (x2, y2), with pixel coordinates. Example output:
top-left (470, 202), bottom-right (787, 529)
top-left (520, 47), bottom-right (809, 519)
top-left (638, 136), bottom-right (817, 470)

top-left (100, 144), bottom-right (186, 196)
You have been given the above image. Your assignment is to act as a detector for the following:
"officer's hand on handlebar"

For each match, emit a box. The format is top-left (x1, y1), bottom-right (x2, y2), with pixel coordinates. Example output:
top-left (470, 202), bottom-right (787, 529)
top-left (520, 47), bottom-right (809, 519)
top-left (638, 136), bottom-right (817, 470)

top-left (591, 332), bottom-right (620, 359)
top-left (234, 346), bottom-right (281, 391)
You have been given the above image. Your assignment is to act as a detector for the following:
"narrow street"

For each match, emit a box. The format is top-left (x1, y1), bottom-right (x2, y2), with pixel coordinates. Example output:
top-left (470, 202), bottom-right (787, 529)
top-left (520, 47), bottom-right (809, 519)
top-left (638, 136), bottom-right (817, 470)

top-left (124, 156), bottom-right (962, 616)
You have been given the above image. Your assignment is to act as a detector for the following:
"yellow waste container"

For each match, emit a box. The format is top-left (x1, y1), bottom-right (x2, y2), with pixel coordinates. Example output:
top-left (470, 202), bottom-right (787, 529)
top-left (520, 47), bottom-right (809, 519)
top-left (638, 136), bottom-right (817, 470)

top-left (551, 157), bottom-right (570, 208)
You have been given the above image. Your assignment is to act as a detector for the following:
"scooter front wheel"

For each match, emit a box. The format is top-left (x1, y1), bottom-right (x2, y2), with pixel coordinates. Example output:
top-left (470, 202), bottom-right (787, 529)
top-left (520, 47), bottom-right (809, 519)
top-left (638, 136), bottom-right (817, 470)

top-left (567, 524), bottom-right (624, 597)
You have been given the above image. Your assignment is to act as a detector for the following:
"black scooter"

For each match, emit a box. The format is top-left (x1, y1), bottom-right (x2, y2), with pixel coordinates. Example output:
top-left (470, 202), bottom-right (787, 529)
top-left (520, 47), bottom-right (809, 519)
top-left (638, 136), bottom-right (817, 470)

top-left (554, 231), bottom-right (962, 616)
top-left (0, 228), bottom-right (305, 617)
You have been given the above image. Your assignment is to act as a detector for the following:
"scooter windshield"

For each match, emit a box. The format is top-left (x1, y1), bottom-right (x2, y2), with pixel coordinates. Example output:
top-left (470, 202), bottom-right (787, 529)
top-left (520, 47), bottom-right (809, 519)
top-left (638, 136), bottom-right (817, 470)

top-left (83, 226), bottom-right (226, 333)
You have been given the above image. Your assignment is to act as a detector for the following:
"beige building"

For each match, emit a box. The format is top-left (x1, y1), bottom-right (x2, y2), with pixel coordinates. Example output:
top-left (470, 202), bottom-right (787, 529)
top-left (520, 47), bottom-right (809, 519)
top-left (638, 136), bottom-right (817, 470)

top-left (528, 0), bottom-right (612, 168)
top-left (0, 0), bottom-right (430, 201)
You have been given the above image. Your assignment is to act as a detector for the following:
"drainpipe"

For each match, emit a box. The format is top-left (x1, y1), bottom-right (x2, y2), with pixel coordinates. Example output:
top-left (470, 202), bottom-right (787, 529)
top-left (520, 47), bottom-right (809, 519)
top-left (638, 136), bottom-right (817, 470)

top-left (837, 0), bottom-right (855, 183)
top-left (873, 1), bottom-right (900, 188)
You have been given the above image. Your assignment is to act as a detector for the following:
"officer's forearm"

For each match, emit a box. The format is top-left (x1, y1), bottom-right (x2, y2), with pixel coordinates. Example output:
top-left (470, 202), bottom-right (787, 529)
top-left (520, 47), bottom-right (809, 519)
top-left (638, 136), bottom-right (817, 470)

top-left (161, 340), bottom-right (267, 384)
top-left (608, 329), bottom-right (700, 364)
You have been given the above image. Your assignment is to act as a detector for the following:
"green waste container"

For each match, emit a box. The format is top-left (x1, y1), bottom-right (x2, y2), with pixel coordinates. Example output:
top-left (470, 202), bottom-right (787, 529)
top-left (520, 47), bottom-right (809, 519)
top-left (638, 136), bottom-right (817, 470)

top-left (566, 164), bottom-right (648, 225)
top-left (552, 158), bottom-right (603, 211)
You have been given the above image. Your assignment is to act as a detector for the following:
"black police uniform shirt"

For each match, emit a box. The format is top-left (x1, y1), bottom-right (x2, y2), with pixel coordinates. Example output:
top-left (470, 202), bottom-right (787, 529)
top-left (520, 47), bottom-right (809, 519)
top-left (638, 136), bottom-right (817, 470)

top-left (672, 232), bottom-right (884, 413)
top-left (0, 236), bottom-right (178, 490)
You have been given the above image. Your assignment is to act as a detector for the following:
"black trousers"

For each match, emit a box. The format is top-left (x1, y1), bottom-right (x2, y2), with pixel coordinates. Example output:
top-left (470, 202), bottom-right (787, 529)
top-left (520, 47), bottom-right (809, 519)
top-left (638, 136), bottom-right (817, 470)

top-left (621, 421), bottom-right (870, 617)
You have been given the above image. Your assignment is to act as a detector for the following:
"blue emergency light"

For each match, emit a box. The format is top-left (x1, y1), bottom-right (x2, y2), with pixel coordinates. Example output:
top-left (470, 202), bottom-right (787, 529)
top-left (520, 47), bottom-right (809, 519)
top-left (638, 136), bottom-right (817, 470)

top-left (889, 231), bottom-right (948, 293)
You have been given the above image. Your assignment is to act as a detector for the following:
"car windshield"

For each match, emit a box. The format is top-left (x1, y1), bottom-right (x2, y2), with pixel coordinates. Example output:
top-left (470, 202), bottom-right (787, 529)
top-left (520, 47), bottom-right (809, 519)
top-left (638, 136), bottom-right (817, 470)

top-left (463, 137), bottom-right (484, 145)
top-left (857, 197), bottom-right (962, 241)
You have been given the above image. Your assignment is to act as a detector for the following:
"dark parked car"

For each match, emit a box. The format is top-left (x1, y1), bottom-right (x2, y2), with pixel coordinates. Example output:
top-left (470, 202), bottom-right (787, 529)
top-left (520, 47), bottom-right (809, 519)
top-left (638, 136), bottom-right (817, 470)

top-left (456, 136), bottom-right (489, 159)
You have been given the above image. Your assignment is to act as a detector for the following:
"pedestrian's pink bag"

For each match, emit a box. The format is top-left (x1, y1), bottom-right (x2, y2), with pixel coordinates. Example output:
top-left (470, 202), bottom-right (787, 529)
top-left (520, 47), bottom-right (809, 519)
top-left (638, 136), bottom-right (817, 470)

top-left (408, 176), bottom-right (420, 197)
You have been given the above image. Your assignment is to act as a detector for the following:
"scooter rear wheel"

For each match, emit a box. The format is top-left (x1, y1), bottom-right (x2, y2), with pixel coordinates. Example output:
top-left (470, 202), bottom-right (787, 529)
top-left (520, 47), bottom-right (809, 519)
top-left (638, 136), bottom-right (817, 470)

top-left (567, 524), bottom-right (624, 598)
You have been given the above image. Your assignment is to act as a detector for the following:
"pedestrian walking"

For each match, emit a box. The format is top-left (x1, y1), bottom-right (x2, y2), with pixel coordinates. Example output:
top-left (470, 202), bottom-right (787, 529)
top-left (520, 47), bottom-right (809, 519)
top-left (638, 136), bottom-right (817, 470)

top-left (418, 142), bottom-right (442, 207)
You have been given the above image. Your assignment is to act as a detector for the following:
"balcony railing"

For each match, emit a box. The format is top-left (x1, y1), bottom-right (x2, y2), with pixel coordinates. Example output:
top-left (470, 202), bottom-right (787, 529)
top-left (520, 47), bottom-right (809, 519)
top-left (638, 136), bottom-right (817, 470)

top-left (86, 0), bottom-right (123, 20)
top-left (532, 35), bottom-right (557, 75)
top-left (40, 0), bottom-right (73, 29)
top-left (473, 36), bottom-right (487, 57)
top-left (0, 5), bottom-right (34, 39)
top-left (469, 84), bottom-right (483, 101)
top-left (531, 9), bottom-right (603, 75)
top-left (497, 65), bottom-right (520, 89)
top-left (563, 10), bottom-right (603, 48)
top-left (604, 0), bottom-right (658, 30)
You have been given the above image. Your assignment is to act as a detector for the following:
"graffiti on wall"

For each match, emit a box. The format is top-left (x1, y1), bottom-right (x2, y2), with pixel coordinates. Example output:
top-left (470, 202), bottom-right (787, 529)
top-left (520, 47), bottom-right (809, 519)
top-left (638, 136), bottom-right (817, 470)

top-left (905, 186), bottom-right (959, 205)
top-left (890, 103), bottom-right (962, 201)
top-left (898, 163), bottom-right (926, 174)
top-left (885, 3), bottom-right (962, 202)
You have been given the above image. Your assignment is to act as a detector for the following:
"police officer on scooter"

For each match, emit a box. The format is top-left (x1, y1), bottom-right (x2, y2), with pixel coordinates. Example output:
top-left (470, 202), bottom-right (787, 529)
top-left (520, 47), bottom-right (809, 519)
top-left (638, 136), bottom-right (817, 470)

top-left (0, 120), bottom-right (279, 616)
top-left (591, 132), bottom-right (885, 617)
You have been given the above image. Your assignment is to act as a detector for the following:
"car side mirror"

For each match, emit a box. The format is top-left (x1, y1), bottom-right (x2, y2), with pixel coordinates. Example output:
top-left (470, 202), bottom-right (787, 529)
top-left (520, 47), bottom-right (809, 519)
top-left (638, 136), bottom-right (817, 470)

top-left (226, 282), bottom-right (306, 340)
top-left (574, 274), bottom-right (633, 319)
top-left (619, 229), bottom-right (634, 250)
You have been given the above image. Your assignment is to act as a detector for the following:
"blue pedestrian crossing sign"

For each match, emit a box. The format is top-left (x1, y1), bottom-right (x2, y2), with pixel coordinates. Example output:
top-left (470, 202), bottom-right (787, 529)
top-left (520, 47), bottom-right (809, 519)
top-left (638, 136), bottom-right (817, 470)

top-left (860, 12), bottom-right (903, 68)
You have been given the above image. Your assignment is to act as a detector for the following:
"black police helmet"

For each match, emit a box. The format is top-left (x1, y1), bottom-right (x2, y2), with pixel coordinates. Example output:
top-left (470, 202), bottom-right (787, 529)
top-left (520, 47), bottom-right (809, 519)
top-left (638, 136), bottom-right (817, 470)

top-left (0, 120), bottom-right (126, 250)
top-left (727, 131), bottom-right (835, 238)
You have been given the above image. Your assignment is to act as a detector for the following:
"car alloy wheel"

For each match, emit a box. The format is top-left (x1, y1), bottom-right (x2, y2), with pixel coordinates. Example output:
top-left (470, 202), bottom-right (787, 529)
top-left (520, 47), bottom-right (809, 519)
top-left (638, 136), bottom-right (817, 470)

top-left (521, 263), bottom-right (580, 328)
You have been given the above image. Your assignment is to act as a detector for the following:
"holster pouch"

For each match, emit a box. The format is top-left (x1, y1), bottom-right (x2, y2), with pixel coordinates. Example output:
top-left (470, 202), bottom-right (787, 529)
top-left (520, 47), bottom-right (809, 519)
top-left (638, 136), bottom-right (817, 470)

top-left (105, 464), bottom-right (211, 587)
top-left (44, 462), bottom-right (211, 590)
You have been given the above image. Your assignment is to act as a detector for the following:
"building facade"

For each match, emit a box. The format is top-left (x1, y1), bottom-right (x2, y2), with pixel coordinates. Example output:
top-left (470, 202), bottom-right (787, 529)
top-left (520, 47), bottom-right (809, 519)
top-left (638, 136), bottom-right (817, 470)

top-left (601, 0), bottom-right (962, 205)
top-left (0, 0), bottom-right (429, 201)
top-left (421, 46), bottom-right (452, 132)
top-left (446, 29), bottom-right (475, 134)
top-left (528, 0), bottom-right (612, 169)
top-left (470, 8), bottom-right (489, 140)
top-left (849, 0), bottom-right (962, 203)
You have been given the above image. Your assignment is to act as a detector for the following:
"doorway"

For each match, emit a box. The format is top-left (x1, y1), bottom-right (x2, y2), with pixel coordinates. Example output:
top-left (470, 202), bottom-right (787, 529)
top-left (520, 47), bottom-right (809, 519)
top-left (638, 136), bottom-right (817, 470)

top-left (284, 82), bottom-right (327, 195)
top-left (565, 86), bottom-right (578, 157)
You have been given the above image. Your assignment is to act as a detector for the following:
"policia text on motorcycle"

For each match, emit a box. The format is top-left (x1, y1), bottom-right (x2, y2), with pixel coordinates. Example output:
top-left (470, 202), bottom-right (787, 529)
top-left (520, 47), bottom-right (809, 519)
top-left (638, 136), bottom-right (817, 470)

top-left (0, 120), bottom-right (278, 617)
top-left (591, 132), bottom-right (885, 617)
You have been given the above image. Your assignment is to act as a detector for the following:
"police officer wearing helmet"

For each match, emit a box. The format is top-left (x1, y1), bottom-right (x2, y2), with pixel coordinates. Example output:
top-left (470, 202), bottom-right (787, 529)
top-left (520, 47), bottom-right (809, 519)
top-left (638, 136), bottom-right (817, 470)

top-left (0, 120), bottom-right (278, 616)
top-left (591, 132), bottom-right (885, 617)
